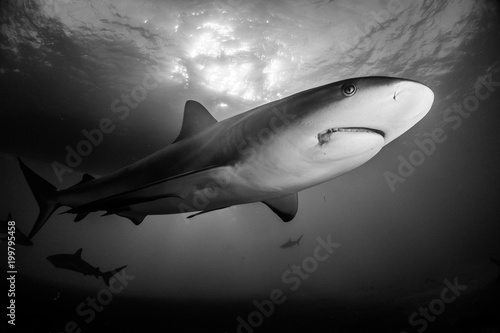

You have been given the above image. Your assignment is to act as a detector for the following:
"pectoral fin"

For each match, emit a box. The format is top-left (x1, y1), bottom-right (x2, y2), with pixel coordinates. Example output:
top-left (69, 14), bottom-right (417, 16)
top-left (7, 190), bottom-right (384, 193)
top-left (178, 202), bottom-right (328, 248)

top-left (262, 193), bottom-right (298, 222)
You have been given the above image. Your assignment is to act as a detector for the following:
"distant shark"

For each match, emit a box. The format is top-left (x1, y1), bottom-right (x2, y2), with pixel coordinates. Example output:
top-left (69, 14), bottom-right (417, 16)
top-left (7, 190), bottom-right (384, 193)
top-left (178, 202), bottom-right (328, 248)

top-left (0, 213), bottom-right (33, 246)
top-left (47, 248), bottom-right (126, 286)
top-left (19, 77), bottom-right (434, 240)
top-left (280, 235), bottom-right (303, 249)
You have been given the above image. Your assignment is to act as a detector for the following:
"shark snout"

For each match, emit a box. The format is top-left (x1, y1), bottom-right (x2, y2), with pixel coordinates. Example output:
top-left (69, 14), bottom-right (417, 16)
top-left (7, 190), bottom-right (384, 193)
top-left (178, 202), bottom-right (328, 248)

top-left (397, 80), bottom-right (434, 121)
top-left (381, 79), bottom-right (434, 144)
top-left (393, 80), bottom-right (434, 104)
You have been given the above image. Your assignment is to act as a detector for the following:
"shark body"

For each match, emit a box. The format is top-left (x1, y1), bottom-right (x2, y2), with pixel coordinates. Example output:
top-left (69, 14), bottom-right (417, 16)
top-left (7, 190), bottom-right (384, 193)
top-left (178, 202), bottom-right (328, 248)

top-left (47, 248), bottom-right (126, 286)
top-left (20, 76), bottom-right (434, 240)
top-left (280, 235), bottom-right (303, 249)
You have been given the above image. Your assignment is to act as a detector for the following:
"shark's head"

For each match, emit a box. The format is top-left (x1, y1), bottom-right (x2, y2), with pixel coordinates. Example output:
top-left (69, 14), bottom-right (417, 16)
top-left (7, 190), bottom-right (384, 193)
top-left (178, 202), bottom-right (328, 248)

top-left (278, 76), bottom-right (434, 166)
top-left (251, 76), bottom-right (434, 187)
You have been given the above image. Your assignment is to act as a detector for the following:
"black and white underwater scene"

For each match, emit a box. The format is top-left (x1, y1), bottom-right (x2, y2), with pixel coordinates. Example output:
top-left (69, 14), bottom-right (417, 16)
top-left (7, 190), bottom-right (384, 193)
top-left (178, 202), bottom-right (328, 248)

top-left (1, 0), bottom-right (500, 332)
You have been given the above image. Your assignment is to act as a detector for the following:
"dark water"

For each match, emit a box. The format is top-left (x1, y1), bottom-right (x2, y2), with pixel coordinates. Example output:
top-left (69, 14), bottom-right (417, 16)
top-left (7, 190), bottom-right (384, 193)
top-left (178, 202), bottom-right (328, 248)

top-left (2, 0), bottom-right (500, 332)
top-left (12, 275), bottom-right (500, 333)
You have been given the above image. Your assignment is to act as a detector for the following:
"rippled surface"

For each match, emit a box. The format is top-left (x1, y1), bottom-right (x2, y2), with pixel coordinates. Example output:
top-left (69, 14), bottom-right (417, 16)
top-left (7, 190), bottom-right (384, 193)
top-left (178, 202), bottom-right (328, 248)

top-left (1, 0), bottom-right (500, 332)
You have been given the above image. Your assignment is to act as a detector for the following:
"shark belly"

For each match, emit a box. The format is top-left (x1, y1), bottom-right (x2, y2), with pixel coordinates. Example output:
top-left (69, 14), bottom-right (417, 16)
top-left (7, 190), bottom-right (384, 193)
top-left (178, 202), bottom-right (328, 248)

top-left (231, 131), bottom-right (385, 196)
top-left (55, 124), bottom-right (385, 218)
top-left (117, 164), bottom-right (275, 216)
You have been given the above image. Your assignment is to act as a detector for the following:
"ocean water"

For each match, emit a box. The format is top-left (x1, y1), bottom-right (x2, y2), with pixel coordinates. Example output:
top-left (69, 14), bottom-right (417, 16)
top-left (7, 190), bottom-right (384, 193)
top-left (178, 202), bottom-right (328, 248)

top-left (1, 0), bottom-right (500, 332)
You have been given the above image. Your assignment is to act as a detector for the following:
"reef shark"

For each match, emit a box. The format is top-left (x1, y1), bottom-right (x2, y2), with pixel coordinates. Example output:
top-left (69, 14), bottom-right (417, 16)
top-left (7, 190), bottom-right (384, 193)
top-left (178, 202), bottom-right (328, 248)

top-left (280, 235), bottom-right (303, 249)
top-left (47, 248), bottom-right (126, 286)
top-left (19, 76), bottom-right (434, 240)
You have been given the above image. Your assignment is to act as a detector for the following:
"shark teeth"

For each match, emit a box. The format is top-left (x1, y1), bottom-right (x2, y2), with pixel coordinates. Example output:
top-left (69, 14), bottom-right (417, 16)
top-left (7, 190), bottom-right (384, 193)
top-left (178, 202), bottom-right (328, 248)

top-left (317, 127), bottom-right (384, 146)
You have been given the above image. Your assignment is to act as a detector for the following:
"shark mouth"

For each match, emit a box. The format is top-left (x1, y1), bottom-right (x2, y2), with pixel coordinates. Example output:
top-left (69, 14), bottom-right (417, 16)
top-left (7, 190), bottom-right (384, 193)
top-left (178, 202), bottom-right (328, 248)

top-left (317, 127), bottom-right (384, 146)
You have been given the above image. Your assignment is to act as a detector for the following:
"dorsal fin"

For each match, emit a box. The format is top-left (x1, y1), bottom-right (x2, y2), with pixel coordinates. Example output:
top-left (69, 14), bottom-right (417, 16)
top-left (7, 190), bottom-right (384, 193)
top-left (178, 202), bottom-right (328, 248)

top-left (74, 248), bottom-right (83, 257)
top-left (173, 100), bottom-right (218, 143)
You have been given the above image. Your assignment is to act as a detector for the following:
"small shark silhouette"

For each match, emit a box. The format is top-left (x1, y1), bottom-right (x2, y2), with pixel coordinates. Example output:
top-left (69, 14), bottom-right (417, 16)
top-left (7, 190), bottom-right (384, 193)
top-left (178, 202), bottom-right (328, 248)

top-left (47, 248), bottom-right (126, 286)
top-left (0, 213), bottom-right (33, 246)
top-left (280, 235), bottom-right (303, 249)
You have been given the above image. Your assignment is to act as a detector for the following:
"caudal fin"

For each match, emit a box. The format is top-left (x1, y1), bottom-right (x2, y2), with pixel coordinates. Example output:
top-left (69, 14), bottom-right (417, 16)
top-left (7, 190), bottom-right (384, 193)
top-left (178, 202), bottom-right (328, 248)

top-left (102, 265), bottom-right (127, 286)
top-left (18, 158), bottom-right (61, 240)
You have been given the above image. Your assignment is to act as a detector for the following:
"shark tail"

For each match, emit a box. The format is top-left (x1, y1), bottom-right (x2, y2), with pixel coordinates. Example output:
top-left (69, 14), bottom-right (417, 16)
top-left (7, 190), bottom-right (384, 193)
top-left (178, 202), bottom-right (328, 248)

top-left (18, 158), bottom-right (61, 240)
top-left (102, 265), bottom-right (127, 286)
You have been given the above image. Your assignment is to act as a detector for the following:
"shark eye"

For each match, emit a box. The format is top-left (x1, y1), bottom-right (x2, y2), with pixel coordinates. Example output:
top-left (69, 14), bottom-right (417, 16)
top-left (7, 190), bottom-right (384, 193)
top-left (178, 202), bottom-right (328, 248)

top-left (342, 83), bottom-right (357, 97)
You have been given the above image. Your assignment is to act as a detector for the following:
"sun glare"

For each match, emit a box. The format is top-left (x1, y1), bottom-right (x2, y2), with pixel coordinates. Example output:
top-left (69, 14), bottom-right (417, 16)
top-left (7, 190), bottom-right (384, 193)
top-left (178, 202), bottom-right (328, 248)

top-left (166, 13), bottom-right (296, 103)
